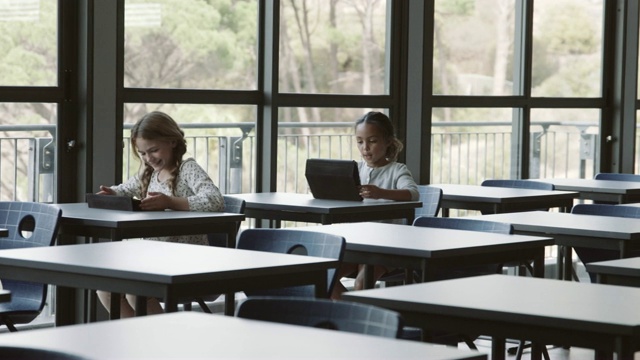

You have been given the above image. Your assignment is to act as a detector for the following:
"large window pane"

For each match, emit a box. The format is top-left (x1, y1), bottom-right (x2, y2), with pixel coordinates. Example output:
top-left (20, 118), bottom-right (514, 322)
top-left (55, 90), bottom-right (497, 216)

top-left (279, 0), bottom-right (389, 95)
top-left (531, 0), bottom-right (603, 97)
top-left (431, 107), bottom-right (513, 184)
top-left (123, 104), bottom-right (256, 194)
top-left (124, 0), bottom-right (258, 89)
top-left (529, 109), bottom-right (599, 179)
top-left (277, 107), bottom-right (385, 193)
top-left (433, 0), bottom-right (515, 96)
top-left (0, 103), bottom-right (57, 202)
top-left (0, 0), bottom-right (57, 86)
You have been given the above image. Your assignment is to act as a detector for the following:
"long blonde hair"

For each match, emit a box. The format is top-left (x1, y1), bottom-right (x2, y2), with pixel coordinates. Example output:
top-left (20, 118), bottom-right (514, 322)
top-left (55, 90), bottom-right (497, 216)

top-left (130, 111), bottom-right (187, 196)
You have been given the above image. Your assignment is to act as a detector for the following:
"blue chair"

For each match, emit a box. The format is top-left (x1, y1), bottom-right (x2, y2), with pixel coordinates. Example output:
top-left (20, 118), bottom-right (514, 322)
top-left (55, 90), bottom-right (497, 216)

top-left (207, 195), bottom-right (246, 247)
top-left (481, 179), bottom-right (555, 191)
top-left (379, 185), bottom-right (442, 285)
top-left (0, 202), bottom-right (62, 332)
top-left (236, 228), bottom-right (345, 298)
top-left (413, 216), bottom-right (513, 280)
top-left (236, 296), bottom-right (403, 338)
top-left (184, 195), bottom-right (246, 312)
top-left (571, 204), bottom-right (640, 283)
top-left (594, 173), bottom-right (640, 182)
top-left (414, 185), bottom-right (443, 218)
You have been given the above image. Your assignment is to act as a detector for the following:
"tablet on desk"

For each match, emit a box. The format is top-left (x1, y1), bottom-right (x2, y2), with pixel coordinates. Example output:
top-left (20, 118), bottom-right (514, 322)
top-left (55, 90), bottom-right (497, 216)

top-left (305, 158), bottom-right (362, 201)
top-left (86, 193), bottom-right (142, 211)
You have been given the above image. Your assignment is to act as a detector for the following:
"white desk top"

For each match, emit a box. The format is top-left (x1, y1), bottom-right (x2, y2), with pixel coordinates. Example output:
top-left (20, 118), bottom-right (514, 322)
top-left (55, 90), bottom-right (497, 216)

top-left (0, 240), bottom-right (336, 285)
top-left (540, 178), bottom-right (640, 194)
top-left (475, 211), bottom-right (640, 240)
top-left (0, 312), bottom-right (487, 359)
top-left (432, 184), bottom-right (578, 203)
top-left (299, 222), bottom-right (553, 258)
top-left (586, 257), bottom-right (640, 278)
top-left (232, 192), bottom-right (421, 213)
top-left (344, 274), bottom-right (640, 335)
top-left (55, 202), bottom-right (244, 228)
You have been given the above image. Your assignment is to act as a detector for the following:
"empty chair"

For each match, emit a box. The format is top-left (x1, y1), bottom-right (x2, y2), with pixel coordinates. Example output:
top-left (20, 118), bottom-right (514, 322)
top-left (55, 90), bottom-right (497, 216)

top-left (0, 202), bottom-right (62, 332)
top-left (378, 185), bottom-right (442, 285)
top-left (184, 195), bottom-right (246, 313)
top-left (414, 185), bottom-right (443, 218)
top-left (413, 216), bottom-right (513, 279)
top-left (236, 228), bottom-right (345, 298)
top-left (481, 179), bottom-right (555, 191)
top-left (571, 204), bottom-right (640, 283)
top-left (207, 195), bottom-right (246, 247)
top-left (236, 296), bottom-right (403, 338)
top-left (594, 172), bottom-right (640, 182)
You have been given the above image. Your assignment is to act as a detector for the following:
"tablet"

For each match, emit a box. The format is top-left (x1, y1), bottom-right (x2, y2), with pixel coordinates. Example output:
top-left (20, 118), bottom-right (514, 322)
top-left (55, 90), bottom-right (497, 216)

top-left (86, 193), bottom-right (142, 211)
top-left (305, 159), bottom-right (362, 201)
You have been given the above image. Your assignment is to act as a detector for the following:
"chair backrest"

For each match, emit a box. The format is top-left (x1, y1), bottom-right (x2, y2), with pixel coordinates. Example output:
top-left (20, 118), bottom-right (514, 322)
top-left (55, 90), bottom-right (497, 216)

top-left (594, 172), bottom-right (640, 182)
top-left (236, 228), bottom-right (345, 297)
top-left (412, 216), bottom-right (514, 234)
top-left (208, 195), bottom-right (246, 247)
top-left (236, 296), bottom-right (403, 339)
top-left (481, 179), bottom-right (554, 191)
top-left (0, 202), bottom-right (62, 327)
top-left (571, 203), bottom-right (640, 218)
top-left (414, 185), bottom-right (442, 218)
top-left (570, 203), bottom-right (640, 283)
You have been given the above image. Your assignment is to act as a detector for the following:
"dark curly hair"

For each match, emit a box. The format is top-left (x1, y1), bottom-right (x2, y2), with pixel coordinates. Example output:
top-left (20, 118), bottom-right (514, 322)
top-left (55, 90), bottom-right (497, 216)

top-left (354, 111), bottom-right (403, 161)
top-left (130, 111), bottom-right (187, 197)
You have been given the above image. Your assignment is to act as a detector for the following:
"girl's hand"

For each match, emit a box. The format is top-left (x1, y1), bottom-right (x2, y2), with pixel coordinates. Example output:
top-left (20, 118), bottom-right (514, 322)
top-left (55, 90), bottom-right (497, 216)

top-left (359, 185), bottom-right (384, 199)
top-left (140, 192), bottom-right (171, 211)
top-left (97, 185), bottom-right (116, 195)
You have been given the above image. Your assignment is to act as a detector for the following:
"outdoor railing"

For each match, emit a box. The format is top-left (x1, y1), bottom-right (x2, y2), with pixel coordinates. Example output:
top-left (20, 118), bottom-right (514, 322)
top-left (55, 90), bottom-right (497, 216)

top-left (0, 121), bottom-right (599, 203)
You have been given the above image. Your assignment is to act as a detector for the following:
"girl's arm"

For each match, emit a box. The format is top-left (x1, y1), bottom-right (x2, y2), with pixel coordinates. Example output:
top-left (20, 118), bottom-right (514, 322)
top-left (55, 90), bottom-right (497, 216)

top-left (178, 159), bottom-right (224, 211)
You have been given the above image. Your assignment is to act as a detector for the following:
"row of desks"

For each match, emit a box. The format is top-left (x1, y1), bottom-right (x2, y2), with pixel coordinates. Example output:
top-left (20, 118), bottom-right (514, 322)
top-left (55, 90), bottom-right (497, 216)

top-left (1, 180), bottom-right (640, 359)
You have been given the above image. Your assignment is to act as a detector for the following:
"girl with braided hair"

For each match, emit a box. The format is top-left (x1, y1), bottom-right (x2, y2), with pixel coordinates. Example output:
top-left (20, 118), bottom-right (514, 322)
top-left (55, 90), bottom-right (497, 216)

top-left (96, 111), bottom-right (224, 316)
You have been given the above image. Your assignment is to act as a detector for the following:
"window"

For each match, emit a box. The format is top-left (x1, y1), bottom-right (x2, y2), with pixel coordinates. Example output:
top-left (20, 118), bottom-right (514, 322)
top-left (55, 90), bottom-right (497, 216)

top-left (279, 0), bottom-right (389, 94)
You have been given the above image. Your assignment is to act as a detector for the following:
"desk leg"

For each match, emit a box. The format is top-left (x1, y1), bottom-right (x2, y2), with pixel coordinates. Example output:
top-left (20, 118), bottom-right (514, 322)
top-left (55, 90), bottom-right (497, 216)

top-left (363, 264), bottom-right (374, 289)
top-left (563, 246), bottom-right (573, 281)
top-left (134, 296), bottom-right (148, 316)
top-left (225, 292), bottom-right (235, 316)
top-left (533, 251), bottom-right (544, 278)
top-left (54, 285), bottom-right (77, 326)
top-left (491, 336), bottom-right (506, 360)
top-left (109, 293), bottom-right (121, 320)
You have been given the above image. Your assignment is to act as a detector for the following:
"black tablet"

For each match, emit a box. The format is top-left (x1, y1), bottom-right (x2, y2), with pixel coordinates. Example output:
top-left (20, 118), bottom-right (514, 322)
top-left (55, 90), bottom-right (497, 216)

top-left (86, 193), bottom-right (142, 211)
top-left (305, 159), bottom-right (363, 201)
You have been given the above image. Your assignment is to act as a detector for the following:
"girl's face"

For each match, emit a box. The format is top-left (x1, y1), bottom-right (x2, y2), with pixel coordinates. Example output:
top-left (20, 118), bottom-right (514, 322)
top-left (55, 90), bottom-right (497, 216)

top-left (355, 122), bottom-right (391, 168)
top-left (135, 137), bottom-right (176, 173)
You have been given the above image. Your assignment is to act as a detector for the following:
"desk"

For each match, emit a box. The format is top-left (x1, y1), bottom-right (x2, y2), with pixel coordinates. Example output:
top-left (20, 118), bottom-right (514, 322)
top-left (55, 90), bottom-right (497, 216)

top-left (0, 312), bottom-right (487, 360)
top-left (54, 203), bottom-right (244, 246)
top-left (0, 240), bottom-right (338, 325)
top-left (343, 274), bottom-right (640, 360)
top-left (299, 222), bottom-right (553, 288)
top-left (472, 211), bottom-right (640, 280)
top-left (53, 203), bottom-right (246, 321)
top-left (586, 257), bottom-right (640, 287)
top-left (539, 178), bottom-right (640, 204)
top-left (232, 192), bottom-right (421, 227)
top-left (432, 184), bottom-right (577, 216)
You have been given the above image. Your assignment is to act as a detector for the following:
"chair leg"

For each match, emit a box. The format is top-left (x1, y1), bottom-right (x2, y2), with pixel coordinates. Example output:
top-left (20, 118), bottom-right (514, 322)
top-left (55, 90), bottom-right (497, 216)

top-left (197, 298), bottom-right (212, 314)
top-left (511, 341), bottom-right (550, 360)
top-left (3, 318), bottom-right (18, 332)
top-left (183, 302), bottom-right (192, 311)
